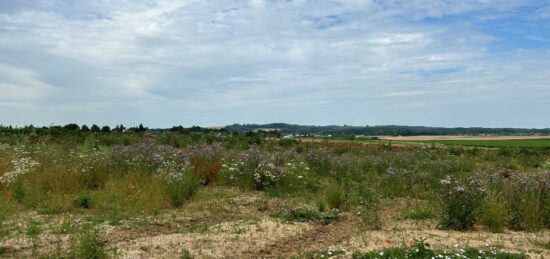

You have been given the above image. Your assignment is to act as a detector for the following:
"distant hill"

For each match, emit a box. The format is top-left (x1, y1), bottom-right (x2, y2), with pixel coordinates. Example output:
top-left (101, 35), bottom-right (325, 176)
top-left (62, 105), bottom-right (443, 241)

top-left (224, 123), bottom-right (550, 136)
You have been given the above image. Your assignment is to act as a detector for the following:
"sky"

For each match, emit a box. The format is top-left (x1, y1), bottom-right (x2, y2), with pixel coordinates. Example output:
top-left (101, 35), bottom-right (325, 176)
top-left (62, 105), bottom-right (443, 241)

top-left (0, 0), bottom-right (549, 128)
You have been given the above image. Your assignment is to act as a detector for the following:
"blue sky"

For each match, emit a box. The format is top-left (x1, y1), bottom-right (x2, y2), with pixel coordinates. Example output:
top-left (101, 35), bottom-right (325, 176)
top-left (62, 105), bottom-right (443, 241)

top-left (0, 0), bottom-right (549, 128)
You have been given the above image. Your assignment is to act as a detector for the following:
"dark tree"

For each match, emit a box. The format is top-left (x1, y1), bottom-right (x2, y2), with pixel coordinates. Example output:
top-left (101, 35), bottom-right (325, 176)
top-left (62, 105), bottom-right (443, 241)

top-left (81, 125), bottom-right (90, 132)
top-left (91, 124), bottom-right (100, 132)
top-left (101, 125), bottom-right (111, 133)
top-left (63, 123), bottom-right (80, 131)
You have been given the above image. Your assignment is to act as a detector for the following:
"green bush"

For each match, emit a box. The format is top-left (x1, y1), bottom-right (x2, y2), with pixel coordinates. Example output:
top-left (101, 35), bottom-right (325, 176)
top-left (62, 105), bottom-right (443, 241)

top-left (167, 173), bottom-right (201, 208)
top-left (180, 248), bottom-right (194, 259)
top-left (437, 176), bottom-right (485, 230)
top-left (325, 185), bottom-right (345, 209)
top-left (74, 193), bottom-right (94, 209)
top-left (71, 225), bottom-right (107, 259)
top-left (507, 174), bottom-right (545, 231)
top-left (479, 191), bottom-right (508, 233)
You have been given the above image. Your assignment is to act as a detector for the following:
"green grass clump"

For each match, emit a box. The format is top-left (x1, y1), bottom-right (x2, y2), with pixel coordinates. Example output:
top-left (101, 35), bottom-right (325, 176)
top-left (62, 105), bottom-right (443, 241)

top-left (479, 191), bottom-right (508, 233)
top-left (167, 173), bottom-right (201, 208)
top-left (180, 248), bottom-right (194, 259)
top-left (69, 225), bottom-right (108, 259)
top-left (404, 207), bottom-right (435, 221)
top-left (277, 204), bottom-right (339, 223)
top-left (74, 192), bottom-right (94, 209)
top-left (437, 177), bottom-right (485, 231)
top-left (325, 185), bottom-right (345, 209)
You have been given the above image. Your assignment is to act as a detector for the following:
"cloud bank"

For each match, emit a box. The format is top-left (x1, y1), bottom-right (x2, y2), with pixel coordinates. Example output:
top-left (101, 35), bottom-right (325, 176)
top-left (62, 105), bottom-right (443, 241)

top-left (0, 0), bottom-right (549, 127)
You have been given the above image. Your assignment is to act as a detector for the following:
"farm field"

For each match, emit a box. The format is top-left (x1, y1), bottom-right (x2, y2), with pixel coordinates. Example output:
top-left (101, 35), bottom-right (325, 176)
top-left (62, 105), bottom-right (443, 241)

top-left (408, 139), bottom-right (550, 148)
top-left (0, 132), bottom-right (549, 258)
top-left (303, 135), bottom-right (550, 148)
top-left (379, 136), bottom-right (550, 148)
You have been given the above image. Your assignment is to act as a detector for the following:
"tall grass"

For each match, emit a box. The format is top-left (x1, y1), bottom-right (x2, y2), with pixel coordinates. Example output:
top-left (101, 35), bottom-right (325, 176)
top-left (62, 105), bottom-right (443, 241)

top-left (0, 133), bottom-right (548, 233)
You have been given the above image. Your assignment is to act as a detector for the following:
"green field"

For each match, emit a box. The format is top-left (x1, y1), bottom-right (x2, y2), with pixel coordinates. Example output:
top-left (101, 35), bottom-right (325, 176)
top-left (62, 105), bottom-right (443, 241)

top-left (410, 138), bottom-right (550, 148)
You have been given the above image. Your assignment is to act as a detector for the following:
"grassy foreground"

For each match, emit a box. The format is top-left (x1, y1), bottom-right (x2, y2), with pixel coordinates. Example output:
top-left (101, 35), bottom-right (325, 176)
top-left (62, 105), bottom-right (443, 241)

top-left (0, 132), bottom-right (549, 258)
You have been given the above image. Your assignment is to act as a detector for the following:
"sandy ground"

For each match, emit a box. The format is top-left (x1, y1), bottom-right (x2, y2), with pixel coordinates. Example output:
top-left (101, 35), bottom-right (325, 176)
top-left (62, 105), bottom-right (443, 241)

top-left (380, 135), bottom-right (550, 141)
top-left (1, 194), bottom-right (549, 258)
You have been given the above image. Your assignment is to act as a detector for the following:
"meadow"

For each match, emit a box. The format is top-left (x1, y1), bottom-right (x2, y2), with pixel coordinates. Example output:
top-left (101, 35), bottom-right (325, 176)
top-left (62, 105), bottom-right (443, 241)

top-left (408, 139), bottom-right (550, 148)
top-left (0, 131), bottom-right (549, 258)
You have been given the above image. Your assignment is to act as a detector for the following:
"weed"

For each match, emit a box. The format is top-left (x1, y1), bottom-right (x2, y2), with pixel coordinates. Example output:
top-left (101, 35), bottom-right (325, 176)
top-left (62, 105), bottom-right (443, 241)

top-left (167, 172), bottom-right (201, 207)
top-left (303, 246), bottom-right (344, 258)
top-left (325, 185), bottom-right (345, 209)
top-left (26, 220), bottom-right (41, 256)
top-left (74, 192), bottom-right (94, 209)
top-left (180, 248), bottom-right (194, 259)
top-left (437, 176), bottom-right (485, 230)
top-left (404, 207), bottom-right (435, 221)
top-left (277, 204), bottom-right (339, 224)
top-left (479, 191), bottom-right (508, 233)
top-left (70, 224), bottom-right (107, 259)
top-left (13, 178), bottom-right (25, 203)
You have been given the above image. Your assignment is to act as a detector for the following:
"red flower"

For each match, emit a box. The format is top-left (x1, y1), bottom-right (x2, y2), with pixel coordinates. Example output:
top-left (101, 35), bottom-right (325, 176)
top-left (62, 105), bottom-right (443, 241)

top-left (385, 239), bottom-right (393, 245)
top-left (6, 191), bottom-right (13, 199)
top-left (407, 240), bottom-right (414, 247)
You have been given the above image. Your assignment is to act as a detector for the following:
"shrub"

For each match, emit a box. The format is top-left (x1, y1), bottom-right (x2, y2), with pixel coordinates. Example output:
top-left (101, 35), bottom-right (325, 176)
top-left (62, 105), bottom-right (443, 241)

top-left (180, 248), bottom-right (194, 259)
top-left (437, 176), bottom-right (485, 230)
top-left (507, 173), bottom-right (546, 231)
top-left (358, 202), bottom-right (382, 230)
top-left (305, 147), bottom-right (332, 174)
top-left (325, 185), bottom-right (345, 209)
top-left (71, 225), bottom-right (107, 259)
top-left (74, 192), bottom-right (94, 209)
top-left (167, 173), bottom-right (201, 208)
top-left (221, 146), bottom-right (287, 191)
top-left (13, 178), bottom-right (25, 203)
top-left (479, 191), bottom-right (508, 233)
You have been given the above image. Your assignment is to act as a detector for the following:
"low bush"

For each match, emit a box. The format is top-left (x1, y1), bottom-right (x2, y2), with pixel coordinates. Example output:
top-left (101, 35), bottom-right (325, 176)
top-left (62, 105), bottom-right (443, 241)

top-left (437, 176), bottom-right (485, 230)
top-left (167, 172), bottom-right (201, 208)
top-left (74, 192), bottom-right (94, 209)
top-left (70, 224), bottom-right (108, 259)
top-left (325, 185), bottom-right (345, 209)
top-left (507, 173), bottom-right (547, 231)
top-left (479, 191), bottom-right (508, 233)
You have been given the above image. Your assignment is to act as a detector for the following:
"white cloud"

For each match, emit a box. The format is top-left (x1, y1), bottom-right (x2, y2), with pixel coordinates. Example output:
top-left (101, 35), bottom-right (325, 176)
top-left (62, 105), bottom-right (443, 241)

top-left (0, 64), bottom-right (57, 101)
top-left (0, 0), bottom-right (548, 127)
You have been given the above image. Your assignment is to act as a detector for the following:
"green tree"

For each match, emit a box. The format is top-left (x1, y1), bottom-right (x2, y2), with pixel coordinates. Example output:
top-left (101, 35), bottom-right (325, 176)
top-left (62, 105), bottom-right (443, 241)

top-left (90, 124), bottom-right (100, 132)
top-left (100, 126), bottom-right (111, 133)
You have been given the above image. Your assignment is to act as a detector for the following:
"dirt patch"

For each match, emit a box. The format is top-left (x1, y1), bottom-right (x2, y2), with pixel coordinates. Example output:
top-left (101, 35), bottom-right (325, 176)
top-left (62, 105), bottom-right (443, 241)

top-left (243, 215), bottom-right (360, 257)
top-left (115, 217), bottom-right (312, 258)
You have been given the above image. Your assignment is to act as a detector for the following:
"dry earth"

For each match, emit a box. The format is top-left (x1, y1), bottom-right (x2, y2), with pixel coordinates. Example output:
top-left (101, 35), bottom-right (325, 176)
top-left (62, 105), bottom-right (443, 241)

top-left (1, 190), bottom-right (549, 258)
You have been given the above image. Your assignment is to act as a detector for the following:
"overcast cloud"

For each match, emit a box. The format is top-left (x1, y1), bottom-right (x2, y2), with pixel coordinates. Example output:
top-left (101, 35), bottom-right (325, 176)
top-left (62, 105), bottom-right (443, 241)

top-left (0, 0), bottom-right (549, 128)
